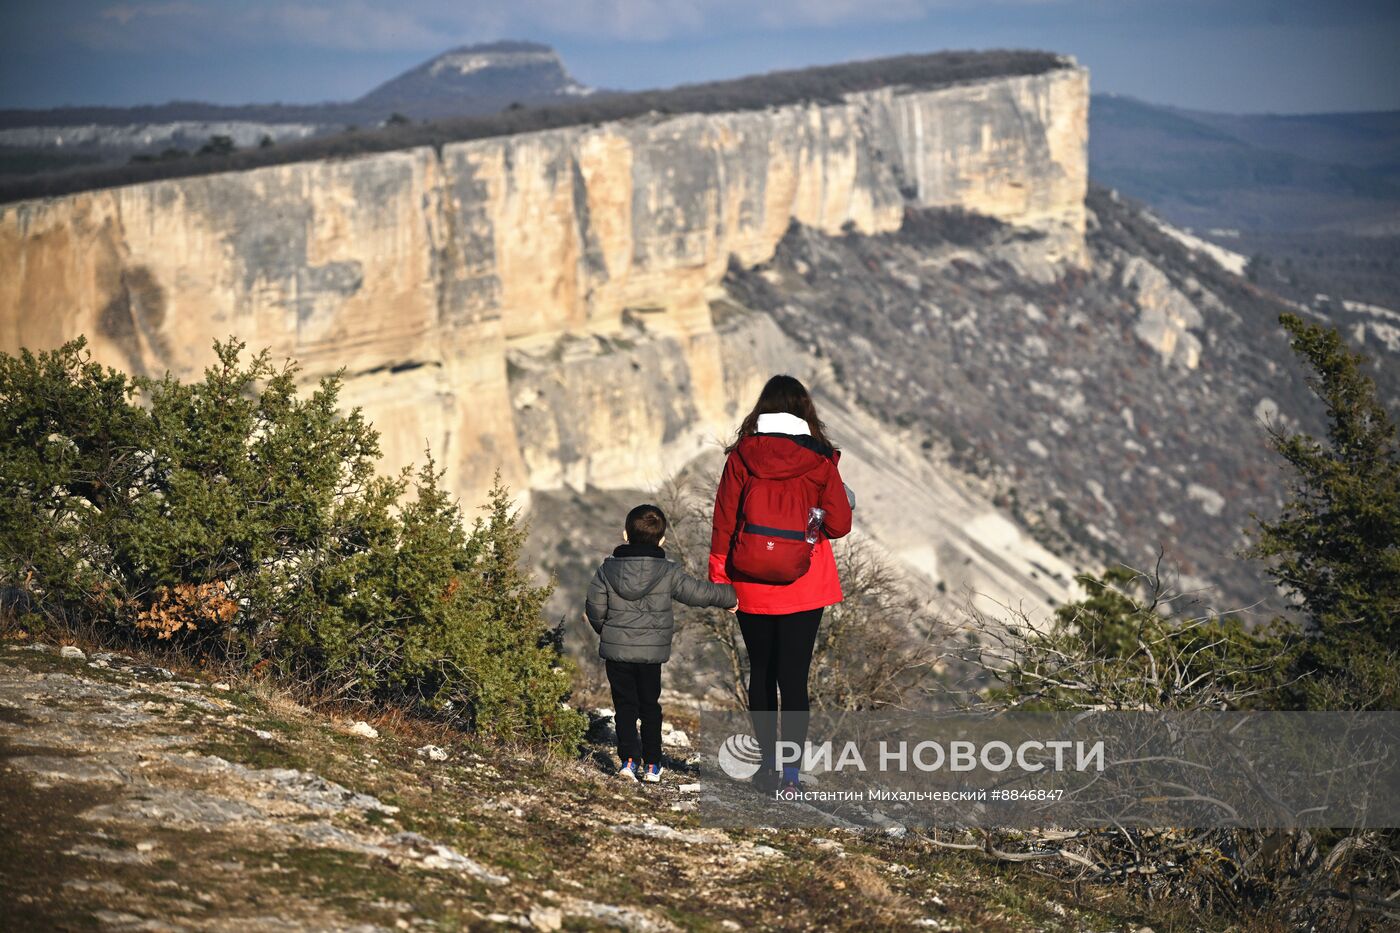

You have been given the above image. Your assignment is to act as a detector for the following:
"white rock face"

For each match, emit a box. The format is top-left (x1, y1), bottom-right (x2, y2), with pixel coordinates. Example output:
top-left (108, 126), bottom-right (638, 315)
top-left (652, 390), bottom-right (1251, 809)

top-left (416, 744), bottom-right (449, 761)
top-left (60, 646), bottom-right (86, 660)
top-left (1, 66), bottom-right (1089, 514)
top-left (1120, 257), bottom-right (1204, 369)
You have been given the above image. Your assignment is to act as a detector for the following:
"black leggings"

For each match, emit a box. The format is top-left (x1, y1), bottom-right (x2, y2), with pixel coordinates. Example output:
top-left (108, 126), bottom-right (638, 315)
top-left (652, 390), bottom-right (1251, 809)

top-left (738, 607), bottom-right (823, 770)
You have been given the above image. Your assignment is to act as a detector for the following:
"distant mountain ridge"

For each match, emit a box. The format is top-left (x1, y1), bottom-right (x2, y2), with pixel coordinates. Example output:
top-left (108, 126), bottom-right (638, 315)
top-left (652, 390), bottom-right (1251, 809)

top-left (0, 40), bottom-right (595, 132)
top-left (1090, 94), bottom-right (1400, 235)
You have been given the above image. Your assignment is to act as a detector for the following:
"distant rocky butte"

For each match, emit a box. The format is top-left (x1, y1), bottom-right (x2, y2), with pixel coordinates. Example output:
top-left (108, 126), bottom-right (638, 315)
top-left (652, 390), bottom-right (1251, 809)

top-left (0, 61), bottom-right (1088, 508)
top-left (356, 41), bottom-right (593, 112)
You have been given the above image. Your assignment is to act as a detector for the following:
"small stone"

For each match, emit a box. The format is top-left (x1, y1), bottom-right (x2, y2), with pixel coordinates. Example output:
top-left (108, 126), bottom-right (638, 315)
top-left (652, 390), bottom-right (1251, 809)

top-left (661, 729), bottom-right (690, 748)
top-left (253, 730), bottom-right (275, 741)
top-left (529, 905), bottom-right (563, 931)
top-left (212, 682), bottom-right (230, 691)
top-left (751, 845), bottom-right (781, 858)
top-left (395, 920), bottom-right (410, 930)
top-left (60, 646), bottom-right (86, 660)
top-left (135, 841), bottom-right (157, 853)
top-left (721, 922), bottom-right (741, 932)
top-left (417, 744), bottom-right (449, 761)
top-left (347, 720), bottom-right (379, 739)
top-left (678, 783), bottom-right (701, 793)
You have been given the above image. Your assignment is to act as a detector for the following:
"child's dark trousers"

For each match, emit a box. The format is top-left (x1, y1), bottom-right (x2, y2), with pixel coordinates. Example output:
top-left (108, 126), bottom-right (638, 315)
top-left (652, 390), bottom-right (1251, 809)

top-left (605, 659), bottom-right (662, 764)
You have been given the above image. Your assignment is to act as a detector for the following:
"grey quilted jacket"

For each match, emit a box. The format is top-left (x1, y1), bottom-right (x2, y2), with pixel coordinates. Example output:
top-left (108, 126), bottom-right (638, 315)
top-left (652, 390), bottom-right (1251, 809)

top-left (586, 544), bottom-right (737, 664)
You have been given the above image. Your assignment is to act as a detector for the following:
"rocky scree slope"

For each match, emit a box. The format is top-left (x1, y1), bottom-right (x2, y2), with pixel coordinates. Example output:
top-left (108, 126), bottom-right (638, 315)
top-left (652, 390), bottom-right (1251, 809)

top-left (1, 638), bottom-right (1172, 931)
top-left (721, 189), bottom-right (1400, 614)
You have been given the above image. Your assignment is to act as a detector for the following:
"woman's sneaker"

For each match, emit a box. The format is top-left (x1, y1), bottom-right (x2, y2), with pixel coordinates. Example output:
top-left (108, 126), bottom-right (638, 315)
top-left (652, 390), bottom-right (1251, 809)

top-left (643, 763), bottom-right (664, 783)
top-left (618, 758), bottom-right (639, 781)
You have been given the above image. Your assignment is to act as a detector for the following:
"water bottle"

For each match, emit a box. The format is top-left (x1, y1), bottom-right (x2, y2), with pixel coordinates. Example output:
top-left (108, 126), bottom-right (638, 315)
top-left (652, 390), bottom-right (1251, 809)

top-left (805, 507), bottom-right (825, 544)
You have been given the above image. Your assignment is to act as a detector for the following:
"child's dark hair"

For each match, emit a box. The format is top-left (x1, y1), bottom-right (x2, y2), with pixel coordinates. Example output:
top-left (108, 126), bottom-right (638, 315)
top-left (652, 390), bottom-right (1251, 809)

top-left (625, 504), bottom-right (667, 547)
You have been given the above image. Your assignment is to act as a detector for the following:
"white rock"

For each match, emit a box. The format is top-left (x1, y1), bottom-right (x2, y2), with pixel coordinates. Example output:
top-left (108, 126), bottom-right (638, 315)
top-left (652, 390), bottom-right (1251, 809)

top-left (661, 728), bottom-right (690, 748)
top-left (60, 646), bottom-right (86, 660)
top-left (253, 730), bottom-right (275, 741)
top-left (1187, 483), bottom-right (1226, 517)
top-left (609, 822), bottom-right (724, 845)
top-left (213, 682), bottom-right (230, 691)
top-left (347, 721), bottom-right (379, 739)
top-left (529, 906), bottom-right (563, 931)
top-left (678, 783), bottom-right (701, 793)
top-left (417, 744), bottom-right (449, 761)
top-left (135, 841), bottom-right (157, 853)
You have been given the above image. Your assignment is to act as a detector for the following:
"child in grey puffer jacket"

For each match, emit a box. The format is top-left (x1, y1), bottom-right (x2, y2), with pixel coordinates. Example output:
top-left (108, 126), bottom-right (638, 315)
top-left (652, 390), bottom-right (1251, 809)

top-left (586, 504), bottom-right (736, 781)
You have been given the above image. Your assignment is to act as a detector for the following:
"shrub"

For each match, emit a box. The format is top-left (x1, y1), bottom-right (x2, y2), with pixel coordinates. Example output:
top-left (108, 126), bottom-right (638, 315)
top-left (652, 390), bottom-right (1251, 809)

top-left (1247, 313), bottom-right (1400, 710)
top-left (0, 337), bottom-right (585, 751)
top-left (0, 339), bottom-right (152, 624)
top-left (969, 564), bottom-right (1296, 713)
top-left (954, 567), bottom-right (1391, 929)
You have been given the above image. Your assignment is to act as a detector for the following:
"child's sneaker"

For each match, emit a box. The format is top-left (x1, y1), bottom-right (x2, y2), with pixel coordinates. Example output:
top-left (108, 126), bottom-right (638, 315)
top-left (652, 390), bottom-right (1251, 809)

top-left (643, 763), bottom-right (664, 783)
top-left (618, 758), bottom-right (639, 781)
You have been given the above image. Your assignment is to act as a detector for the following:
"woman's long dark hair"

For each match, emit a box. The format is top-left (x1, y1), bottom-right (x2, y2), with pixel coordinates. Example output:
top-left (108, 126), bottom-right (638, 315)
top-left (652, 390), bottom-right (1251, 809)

top-left (728, 375), bottom-right (834, 452)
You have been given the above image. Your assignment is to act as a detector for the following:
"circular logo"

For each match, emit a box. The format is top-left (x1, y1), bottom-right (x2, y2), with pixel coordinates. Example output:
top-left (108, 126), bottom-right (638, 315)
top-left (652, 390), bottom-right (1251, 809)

top-left (718, 733), bottom-right (763, 779)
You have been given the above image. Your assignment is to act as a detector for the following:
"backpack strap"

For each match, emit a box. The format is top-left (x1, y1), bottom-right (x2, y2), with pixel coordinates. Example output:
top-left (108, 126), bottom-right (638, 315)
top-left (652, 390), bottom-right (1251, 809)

top-left (741, 522), bottom-right (806, 541)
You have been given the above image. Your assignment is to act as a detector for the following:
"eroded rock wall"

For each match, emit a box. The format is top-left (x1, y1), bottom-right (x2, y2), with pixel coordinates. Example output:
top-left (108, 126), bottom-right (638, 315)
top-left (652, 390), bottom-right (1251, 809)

top-left (0, 66), bottom-right (1088, 506)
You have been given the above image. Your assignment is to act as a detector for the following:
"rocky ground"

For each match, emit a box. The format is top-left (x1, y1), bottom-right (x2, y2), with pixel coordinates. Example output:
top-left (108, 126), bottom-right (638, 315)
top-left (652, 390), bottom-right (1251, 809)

top-left (0, 637), bottom-right (1197, 931)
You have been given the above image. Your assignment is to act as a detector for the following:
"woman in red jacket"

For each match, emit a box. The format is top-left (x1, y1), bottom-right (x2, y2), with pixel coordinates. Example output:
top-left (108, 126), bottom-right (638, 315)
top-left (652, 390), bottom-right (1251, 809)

top-left (709, 375), bottom-right (853, 794)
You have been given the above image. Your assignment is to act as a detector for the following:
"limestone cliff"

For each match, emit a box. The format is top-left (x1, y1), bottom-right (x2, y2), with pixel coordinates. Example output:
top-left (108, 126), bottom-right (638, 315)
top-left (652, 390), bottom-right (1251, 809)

top-left (1, 65), bottom-right (1088, 508)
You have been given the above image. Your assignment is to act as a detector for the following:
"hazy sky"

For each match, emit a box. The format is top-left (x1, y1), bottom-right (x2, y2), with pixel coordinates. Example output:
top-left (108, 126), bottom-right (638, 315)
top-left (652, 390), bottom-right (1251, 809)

top-left (2, 0), bottom-right (1398, 114)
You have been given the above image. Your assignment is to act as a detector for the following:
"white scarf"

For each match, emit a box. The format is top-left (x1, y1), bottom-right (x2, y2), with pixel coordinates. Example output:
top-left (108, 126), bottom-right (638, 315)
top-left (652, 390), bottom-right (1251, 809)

top-left (756, 412), bottom-right (811, 436)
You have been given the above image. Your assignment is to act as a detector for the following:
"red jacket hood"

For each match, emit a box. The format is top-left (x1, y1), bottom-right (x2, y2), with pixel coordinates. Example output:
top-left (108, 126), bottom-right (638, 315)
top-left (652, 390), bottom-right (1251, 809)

top-left (735, 434), bottom-right (840, 480)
